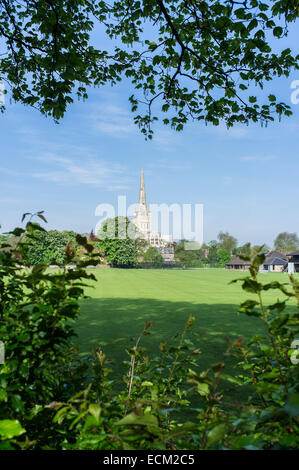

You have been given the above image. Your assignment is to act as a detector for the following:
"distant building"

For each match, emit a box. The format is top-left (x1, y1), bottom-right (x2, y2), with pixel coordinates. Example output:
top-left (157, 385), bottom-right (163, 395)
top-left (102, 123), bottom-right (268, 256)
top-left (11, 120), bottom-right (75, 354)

top-left (225, 257), bottom-right (251, 270)
top-left (286, 251), bottom-right (299, 273)
top-left (133, 169), bottom-right (175, 262)
top-left (262, 251), bottom-right (288, 272)
top-left (226, 249), bottom-right (299, 273)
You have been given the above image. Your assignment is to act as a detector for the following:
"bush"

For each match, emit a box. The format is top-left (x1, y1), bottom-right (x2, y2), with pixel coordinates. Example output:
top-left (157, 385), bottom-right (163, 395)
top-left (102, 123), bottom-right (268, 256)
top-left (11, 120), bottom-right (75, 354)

top-left (143, 247), bottom-right (164, 267)
top-left (0, 214), bottom-right (101, 448)
top-left (96, 217), bottom-right (139, 267)
top-left (24, 229), bottom-right (78, 265)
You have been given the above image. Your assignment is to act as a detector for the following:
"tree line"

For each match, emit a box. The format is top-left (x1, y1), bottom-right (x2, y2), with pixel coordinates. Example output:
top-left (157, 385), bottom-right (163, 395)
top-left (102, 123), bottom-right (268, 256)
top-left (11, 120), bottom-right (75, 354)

top-left (1, 218), bottom-right (298, 268)
top-left (1, 0), bottom-right (298, 136)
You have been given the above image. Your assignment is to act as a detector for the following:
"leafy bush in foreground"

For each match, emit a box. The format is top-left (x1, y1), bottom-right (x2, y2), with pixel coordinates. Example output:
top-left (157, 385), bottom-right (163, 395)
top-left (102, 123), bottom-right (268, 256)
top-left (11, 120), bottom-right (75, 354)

top-left (0, 217), bottom-right (298, 449)
top-left (0, 214), bottom-right (101, 448)
top-left (24, 229), bottom-right (78, 265)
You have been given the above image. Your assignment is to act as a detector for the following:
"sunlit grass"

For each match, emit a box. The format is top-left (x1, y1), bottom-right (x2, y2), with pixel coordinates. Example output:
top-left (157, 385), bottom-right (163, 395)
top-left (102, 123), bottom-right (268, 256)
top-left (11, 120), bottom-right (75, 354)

top-left (75, 268), bottom-right (297, 385)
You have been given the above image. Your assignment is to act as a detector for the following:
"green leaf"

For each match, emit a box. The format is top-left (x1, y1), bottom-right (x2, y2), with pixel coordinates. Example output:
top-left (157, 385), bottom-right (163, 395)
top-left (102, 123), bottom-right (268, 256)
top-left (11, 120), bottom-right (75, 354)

top-left (206, 424), bottom-right (226, 448)
top-left (241, 278), bottom-right (261, 293)
top-left (221, 374), bottom-right (243, 386)
top-left (116, 413), bottom-right (159, 429)
top-left (285, 393), bottom-right (299, 417)
top-left (141, 381), bottom-right (154, 387)
top-left (0, 389), bottom-right (8, 402)
top-left (197, 383), bottom-right (209, 396)
top-left (0, 420), bottom-right (25, 439)
top-left (88, 404), bottom-right (101, 423)
top-left (37, 213), bottom-right (48, 223)
top-left (185, 316), bottom-right (195, 329)
top-left (21, 213), bottom-right (31, 222)
top-left (273, 26), bottom-right (283, 37)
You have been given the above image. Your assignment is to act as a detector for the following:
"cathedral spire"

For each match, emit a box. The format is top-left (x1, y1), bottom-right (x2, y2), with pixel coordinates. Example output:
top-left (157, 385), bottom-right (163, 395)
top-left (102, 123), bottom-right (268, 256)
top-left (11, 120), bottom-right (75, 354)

top-left (139, 167), bottom-right (147, 207)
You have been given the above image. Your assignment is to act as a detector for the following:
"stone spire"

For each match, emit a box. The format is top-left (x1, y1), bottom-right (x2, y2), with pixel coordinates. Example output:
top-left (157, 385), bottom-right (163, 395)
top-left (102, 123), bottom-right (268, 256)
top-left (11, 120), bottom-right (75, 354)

top-left (133, 168), bottom-right (150, 237)
top-left (138, 167), bottom-right (147, 208)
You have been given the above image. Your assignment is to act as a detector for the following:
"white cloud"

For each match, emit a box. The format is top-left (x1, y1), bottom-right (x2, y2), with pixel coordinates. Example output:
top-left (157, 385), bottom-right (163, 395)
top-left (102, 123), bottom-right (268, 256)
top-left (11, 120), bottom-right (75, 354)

top-left (88, 103), bottom-right (136, 136)
top-left (96, 121), bottom-right (135, 134)
top-left (240, 155), bottom-right (276, 162)
top-left (31, 152), bottom-right (131, 189)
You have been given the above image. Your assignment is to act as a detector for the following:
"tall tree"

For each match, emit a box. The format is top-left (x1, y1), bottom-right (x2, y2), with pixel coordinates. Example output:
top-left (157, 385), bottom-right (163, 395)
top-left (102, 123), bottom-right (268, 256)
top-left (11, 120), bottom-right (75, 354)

top-left (143, 246), bottom-right (164, 266)
top-left (207, 240), bottom-right (219, 263)
top-left (217, 248), bottom-right (231, 265)
top-left (96, 216), bottom-right (140, 267)
top-left (274, 232), bottom-right (299, 253)
top-left (218, 231), bottom-right (237, 253)
top-left (0, 1), bottom-right (298, 135)
top-left (174, 240), bottom-right (197, 268)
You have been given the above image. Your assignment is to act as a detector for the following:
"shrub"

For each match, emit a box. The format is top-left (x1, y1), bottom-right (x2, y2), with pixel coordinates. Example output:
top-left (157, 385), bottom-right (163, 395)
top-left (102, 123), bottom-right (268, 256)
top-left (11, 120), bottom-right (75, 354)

top-left (96, 217), bottom-right (139, 267)
top-left (0, 213), bottom-right (101, 448)
top-left (143, 247), bottom-right (164, 267)
top-left (24, 229), bottom-right (78, 265)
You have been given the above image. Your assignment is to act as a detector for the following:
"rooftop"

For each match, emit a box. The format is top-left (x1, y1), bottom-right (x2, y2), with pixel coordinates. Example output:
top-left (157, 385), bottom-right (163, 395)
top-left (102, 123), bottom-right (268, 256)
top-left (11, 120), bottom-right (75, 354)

top-left (287, 251), bottom-right (299, 256)
top-left (226, 257), bottom-right (251, 266)
top-left (264, 257), bottom-right (287, 266)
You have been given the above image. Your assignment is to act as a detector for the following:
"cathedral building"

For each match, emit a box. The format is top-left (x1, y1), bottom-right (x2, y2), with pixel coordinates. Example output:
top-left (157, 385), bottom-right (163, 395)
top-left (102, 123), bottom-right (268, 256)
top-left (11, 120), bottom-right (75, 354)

top-left (133, 169), bottom-right (174, 262)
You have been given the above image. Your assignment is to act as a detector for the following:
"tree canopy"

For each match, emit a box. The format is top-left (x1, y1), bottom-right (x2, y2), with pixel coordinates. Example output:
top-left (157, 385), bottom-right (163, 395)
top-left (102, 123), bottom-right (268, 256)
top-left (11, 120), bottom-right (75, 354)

top-left (0, 0), bottom-right (298, 136)
top-left (143, 246), bottom-right (164, 266)
top-left (217, 247), bottom-right (232, 265)
top-left (174, 239), bottom-right (197, 266)
top-left (217, 231), bottom-right (237, 253)
top-left (274, 231), bottom-right (299, 253)
top-left (96, 216), bottom-right (140, 267)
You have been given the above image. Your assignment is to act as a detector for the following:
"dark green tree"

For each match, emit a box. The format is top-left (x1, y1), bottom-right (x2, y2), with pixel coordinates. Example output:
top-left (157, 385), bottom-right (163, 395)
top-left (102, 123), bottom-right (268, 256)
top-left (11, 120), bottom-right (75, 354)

top-left (234, 243), bottom-right (270, 255)
top-left (193, 242), bottom-right (210, 264)
top-left (143, 246), bottom-right (164, 266)
top-left (206, 240), bottom-right (219, 263)
top-left (0, 234), bottom-right (9, 242)
top-left (0, 1), bottom-right (298, 135)
top-left (135, 237), bottom-right (149, 259)
top-left (96, 216), bottom-right (139, 267)
top-left (274, 232), bottom-right (299, 253)
top-left (174, 240), bottom-right (197, 268)
top-left (218, 231), bottom-right (237, 253)
top-left (217, 248), bottom-right (231, 265)
top-left (233, 242), bottom-right (250, 255)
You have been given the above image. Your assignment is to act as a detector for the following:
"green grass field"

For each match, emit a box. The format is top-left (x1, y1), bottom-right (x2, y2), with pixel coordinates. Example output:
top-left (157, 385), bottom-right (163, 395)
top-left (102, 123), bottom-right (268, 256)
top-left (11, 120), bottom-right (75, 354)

top-left (75, 268), bottom-right (297, 384)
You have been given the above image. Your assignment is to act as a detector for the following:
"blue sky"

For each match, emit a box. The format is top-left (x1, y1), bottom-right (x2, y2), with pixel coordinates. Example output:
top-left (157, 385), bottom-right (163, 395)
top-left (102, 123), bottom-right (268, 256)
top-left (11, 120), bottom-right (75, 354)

top-left (0, 24), bottom-right (299, 247)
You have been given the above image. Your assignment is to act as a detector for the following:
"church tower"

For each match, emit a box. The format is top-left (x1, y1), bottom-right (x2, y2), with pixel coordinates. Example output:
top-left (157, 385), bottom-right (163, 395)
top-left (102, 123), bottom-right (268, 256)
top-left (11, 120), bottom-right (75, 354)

top-left (133, 168), bottom-right (174, 261)
top-left (133, 168), bottom-right (151, 239)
